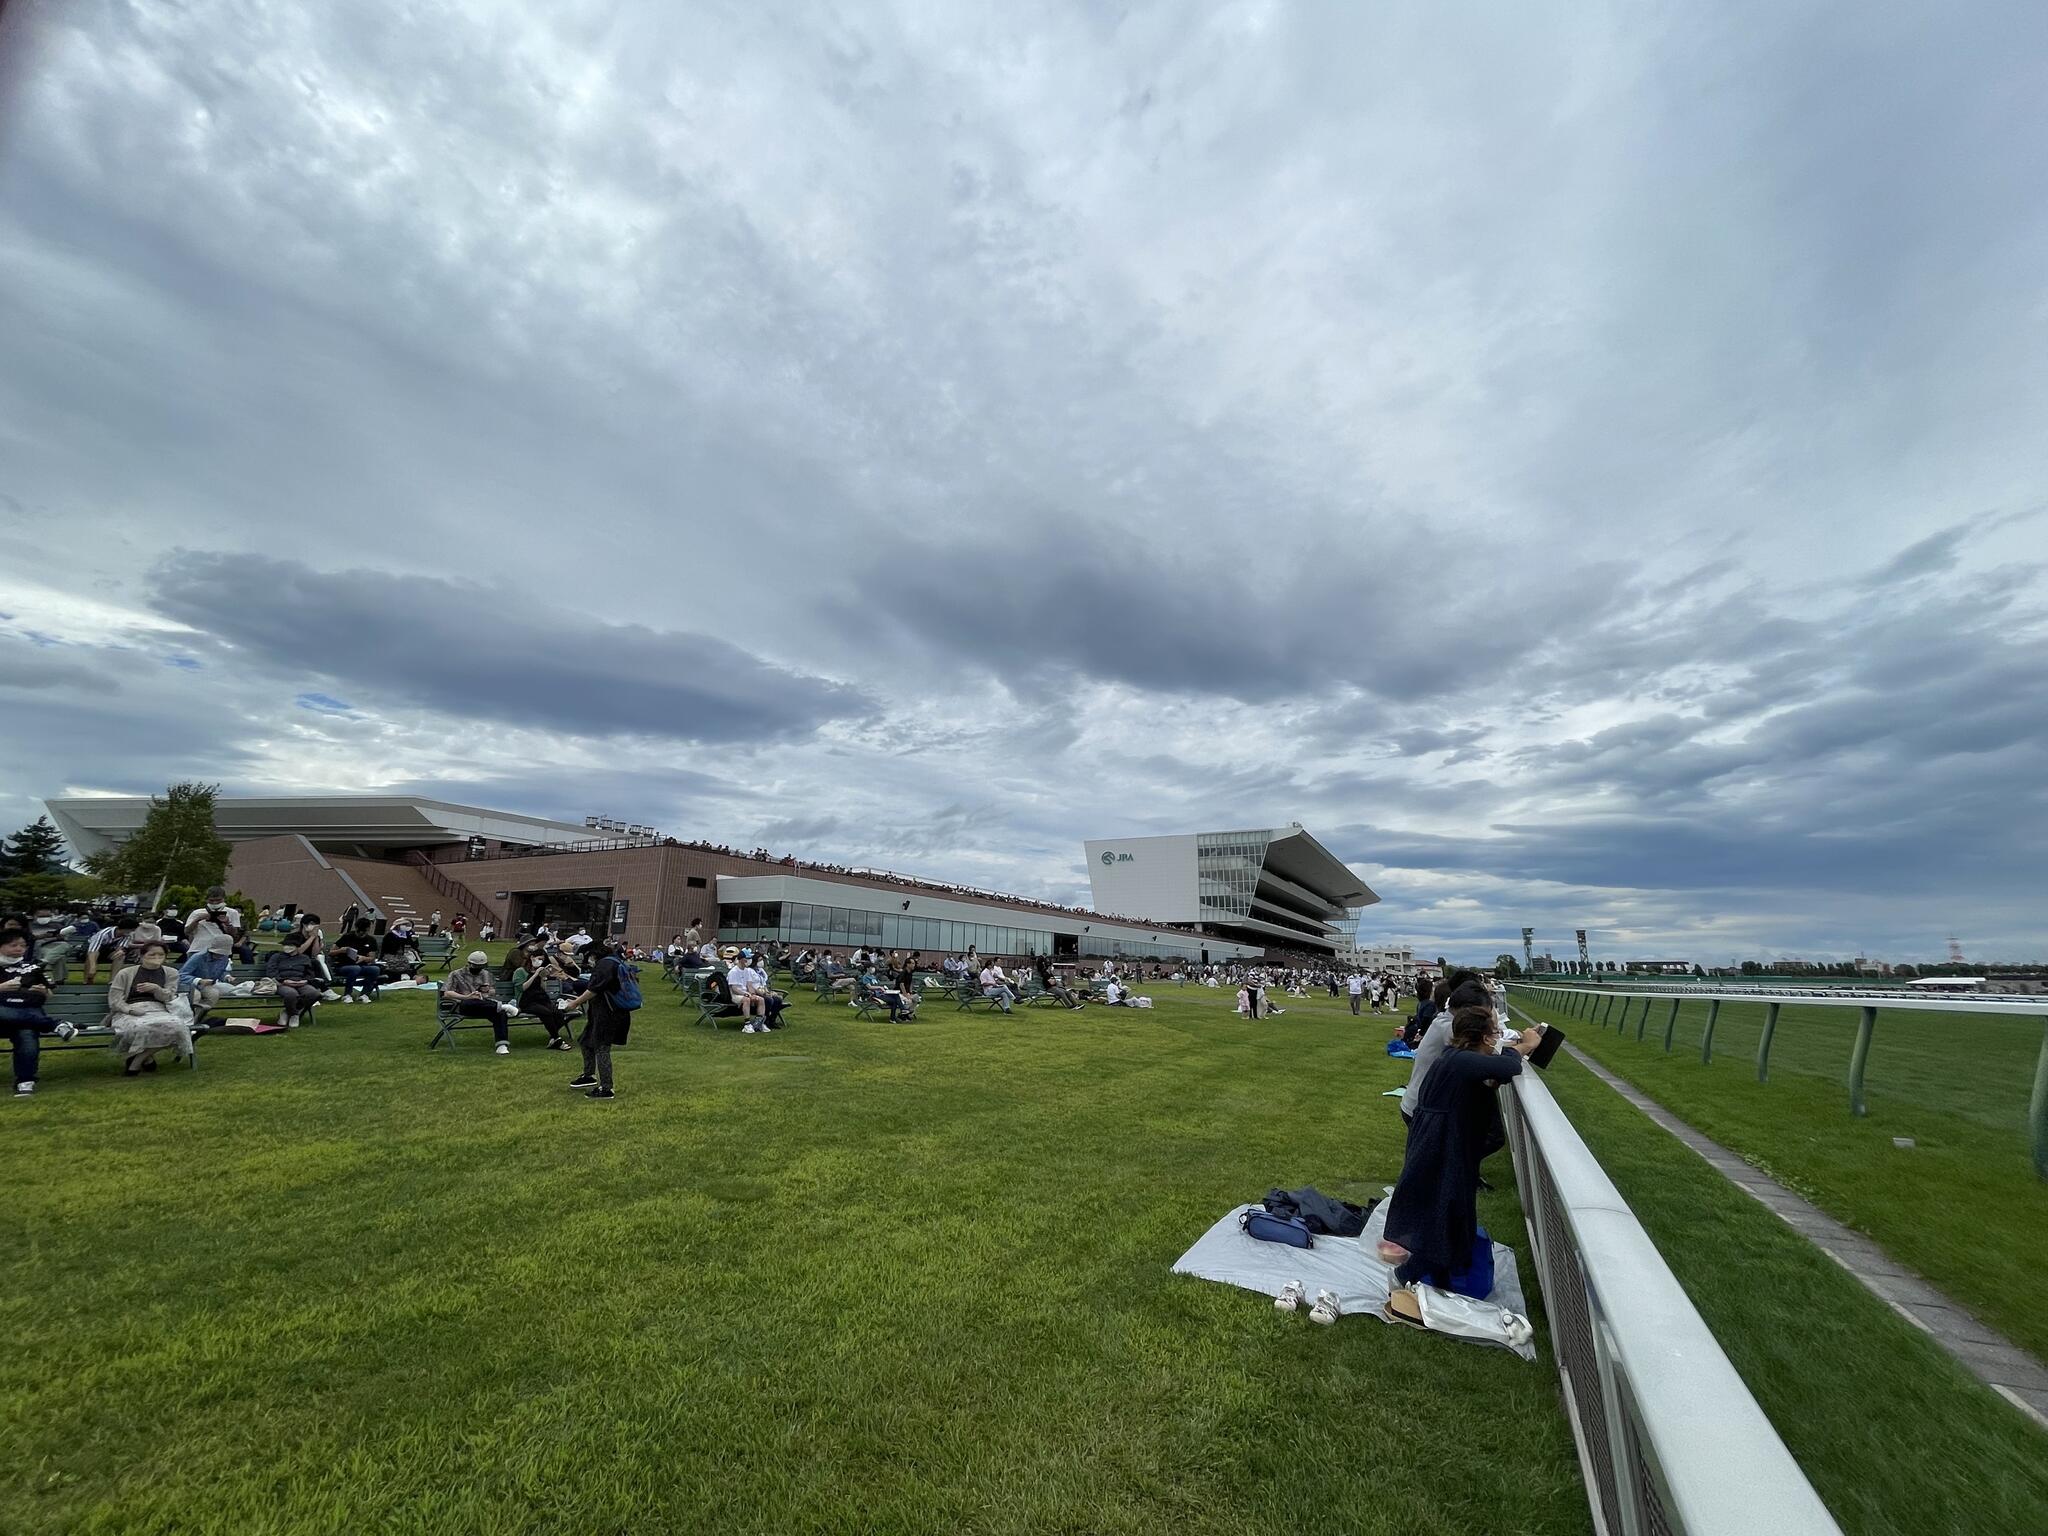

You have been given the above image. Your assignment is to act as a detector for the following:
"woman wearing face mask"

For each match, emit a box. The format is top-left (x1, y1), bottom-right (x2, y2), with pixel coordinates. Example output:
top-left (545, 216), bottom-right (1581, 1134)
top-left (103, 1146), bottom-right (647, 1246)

top-left (106, 941), bottom-right (197, 1075)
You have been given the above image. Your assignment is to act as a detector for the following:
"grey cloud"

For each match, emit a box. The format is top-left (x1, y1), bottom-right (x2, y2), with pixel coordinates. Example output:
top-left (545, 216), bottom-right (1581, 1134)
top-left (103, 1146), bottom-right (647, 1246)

top-left (148, 553), bottom-right (871, 744)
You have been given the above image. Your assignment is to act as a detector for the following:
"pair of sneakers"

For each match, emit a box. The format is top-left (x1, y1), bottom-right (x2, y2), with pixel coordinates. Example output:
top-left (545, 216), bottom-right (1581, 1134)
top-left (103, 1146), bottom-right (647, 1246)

top-left (1274, 1281), bottom-right (1342, 1326)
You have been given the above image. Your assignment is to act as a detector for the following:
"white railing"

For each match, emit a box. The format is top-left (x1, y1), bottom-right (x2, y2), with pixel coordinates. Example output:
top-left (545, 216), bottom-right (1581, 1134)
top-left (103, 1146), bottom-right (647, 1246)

top-left (1505, 1068), bottom-right (1842, 1536)
top-left (1513, 982), bottom-right (2048, 1177)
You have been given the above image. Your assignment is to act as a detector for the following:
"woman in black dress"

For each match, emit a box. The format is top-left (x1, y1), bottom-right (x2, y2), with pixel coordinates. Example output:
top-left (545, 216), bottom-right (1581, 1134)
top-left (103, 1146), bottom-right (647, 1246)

top-left (564, 935), bottom-right (629, 1100)
top-left (1381, 1006), bottom-right (1544, 1317)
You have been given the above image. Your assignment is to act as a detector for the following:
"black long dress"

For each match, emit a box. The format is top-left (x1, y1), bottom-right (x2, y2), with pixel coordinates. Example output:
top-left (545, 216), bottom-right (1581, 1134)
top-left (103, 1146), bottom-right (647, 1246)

top-left (1382, 1047), bottom-right (1524, 1285)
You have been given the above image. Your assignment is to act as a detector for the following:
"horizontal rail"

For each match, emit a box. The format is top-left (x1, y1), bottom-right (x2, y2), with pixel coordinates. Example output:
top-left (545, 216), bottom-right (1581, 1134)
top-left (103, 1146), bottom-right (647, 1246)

top-left (1506, 1069), bottom-right (1841, 1535)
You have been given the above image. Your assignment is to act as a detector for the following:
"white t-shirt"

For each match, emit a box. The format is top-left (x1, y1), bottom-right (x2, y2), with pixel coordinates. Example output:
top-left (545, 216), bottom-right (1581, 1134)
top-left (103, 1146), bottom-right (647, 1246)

top-left (729, 966), bottom-right (761, 994)
top-left (979, 966), bottom-right (999, 989)
top-left (1105, 981), bottom-right (1124, 1005)
top-left (1347, 974), bottom-right (1364, 995)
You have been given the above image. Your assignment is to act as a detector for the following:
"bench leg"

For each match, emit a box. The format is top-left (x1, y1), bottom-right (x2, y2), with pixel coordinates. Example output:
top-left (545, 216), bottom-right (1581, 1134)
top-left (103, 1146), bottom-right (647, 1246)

top-left (429, 1014), bottom-right (457, 1049)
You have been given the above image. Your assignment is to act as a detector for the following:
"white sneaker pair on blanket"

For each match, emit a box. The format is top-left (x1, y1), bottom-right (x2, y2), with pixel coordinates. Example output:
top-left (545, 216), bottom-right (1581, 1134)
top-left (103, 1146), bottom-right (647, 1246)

top-left (1274, 1281), bottom-right (1342, 1325)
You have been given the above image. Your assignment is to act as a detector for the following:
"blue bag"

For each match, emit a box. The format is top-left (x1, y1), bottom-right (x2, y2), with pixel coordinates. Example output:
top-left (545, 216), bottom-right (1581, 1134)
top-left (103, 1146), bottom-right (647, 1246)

top-left (1241, 1207), bottom-right (1313, 1248)
top-left (613, 964), bottom-right (644, 1012)
top-left (1447, 1227), bottom-right (1495, 1299)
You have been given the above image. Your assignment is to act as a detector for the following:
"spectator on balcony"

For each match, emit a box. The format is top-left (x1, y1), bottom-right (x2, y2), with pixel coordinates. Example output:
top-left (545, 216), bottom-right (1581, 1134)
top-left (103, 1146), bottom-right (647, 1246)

top-left (445, 950), bottom-right (520, 1054)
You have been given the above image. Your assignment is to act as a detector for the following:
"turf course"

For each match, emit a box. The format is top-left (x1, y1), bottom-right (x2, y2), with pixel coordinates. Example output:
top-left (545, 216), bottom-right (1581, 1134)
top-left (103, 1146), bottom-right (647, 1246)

top-left (1512, 985), bottom-right (2048, 1362)
top-left (1540, 1049), bottom-right (2048, 1536)
top-left (4, 982), bottom-right (1590, 1535)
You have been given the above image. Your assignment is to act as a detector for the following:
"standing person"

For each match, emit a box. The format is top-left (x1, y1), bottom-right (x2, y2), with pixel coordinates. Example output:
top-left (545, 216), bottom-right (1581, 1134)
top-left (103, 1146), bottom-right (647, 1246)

top-left (1381, 1009), bottom-right (1545, 1322)
top-left (1347, 971), bottom-right (1365, 1015)
top-left (428, 910), bottom-right (443, 936)
top-left (450, 913), bottom-right (468, 942)
top-left (105, 941), bottom-right (196, 1075)
top-left (565, 936), bottom-right (631, 1100)
top-left (2, 925), bottom-right (79, 1096)
top-left (1244, 975), bottom-right (1264, 1020)
top-left (341, 901), bottom-right (361, 937)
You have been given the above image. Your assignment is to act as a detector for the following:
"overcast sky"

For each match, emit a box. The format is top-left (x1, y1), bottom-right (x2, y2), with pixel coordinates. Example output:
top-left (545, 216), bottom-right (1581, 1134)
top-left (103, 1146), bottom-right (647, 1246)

top-left (3, 3), bottom-right (2045, 964)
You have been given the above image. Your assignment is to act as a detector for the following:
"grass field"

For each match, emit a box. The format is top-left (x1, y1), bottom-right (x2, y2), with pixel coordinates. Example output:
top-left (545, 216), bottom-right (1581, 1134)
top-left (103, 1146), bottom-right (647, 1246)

top-left (1511, 985), bottom-right (2048, 1362)
top-left (1539, 1051), bottom-right (2048, 1535)
top-left (5, 981), bottom-right (1590, 1535)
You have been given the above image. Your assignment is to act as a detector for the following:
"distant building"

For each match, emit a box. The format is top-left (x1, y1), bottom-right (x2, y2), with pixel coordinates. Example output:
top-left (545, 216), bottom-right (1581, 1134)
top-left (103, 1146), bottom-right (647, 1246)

top-left (1083, 824), bottom-right (1376, 956)
top-left (1624, 959), bottom-right (1696, 975)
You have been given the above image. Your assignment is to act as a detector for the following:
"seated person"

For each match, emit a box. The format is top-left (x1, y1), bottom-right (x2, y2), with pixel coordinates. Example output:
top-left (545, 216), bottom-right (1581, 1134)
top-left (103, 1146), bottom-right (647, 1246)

top-left (819, 951), bottom-right (855, 991)
top-left (699, 965), bottom-right (745, 1022)
top-left (82, 914), bottom-right (141, 985)
top-left (1032, 954), bottom-right (1082, 1010)
top-left (789, 948), bottom-right (817, 982)
top-left (261, 939), bottom-right (326, 1027)
top-left (512, 950), bottom-right (577, 1051)
top-left (2, 925), bottom-right (80, 1097)
top-left (326, 932), bottom-right (383, 1004)
top-left (977, 961), bottom-right (1015, 1013)
top-left (443, 951), bottom-right (521, 1054)
top-left (727, 953), bottom-right (772, 1030)
top-left (106, 940), bottom-right (196, 1074)
top-left (175, 887), bottom-right (242, 997)
top-left (859, 963), bottom-right (914, 1021)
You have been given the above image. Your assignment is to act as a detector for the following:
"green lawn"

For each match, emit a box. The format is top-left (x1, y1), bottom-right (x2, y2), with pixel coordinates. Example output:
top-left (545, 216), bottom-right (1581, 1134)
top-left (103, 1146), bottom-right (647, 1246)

top-left (1540, 1051), bottom-right (2048, 1535)
top-left (4, 983), bottom-right (1590, 1535)
top-left (1512, 985), bottom-right (2048, 1362)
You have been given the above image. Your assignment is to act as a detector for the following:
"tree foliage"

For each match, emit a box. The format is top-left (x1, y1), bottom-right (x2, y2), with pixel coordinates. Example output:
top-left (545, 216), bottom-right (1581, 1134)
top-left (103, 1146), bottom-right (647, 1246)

top-left (0, 815), bottom-right (68, 878)
top-left (82, 782), bottom-right (233, 900)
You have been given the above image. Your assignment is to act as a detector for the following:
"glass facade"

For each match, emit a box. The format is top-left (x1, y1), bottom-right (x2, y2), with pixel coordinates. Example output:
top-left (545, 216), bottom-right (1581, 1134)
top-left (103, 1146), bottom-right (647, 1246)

top-left (1197, 831), bottom-right (1271, 922)
top-left (717, 900), bottom-right (1215, 961)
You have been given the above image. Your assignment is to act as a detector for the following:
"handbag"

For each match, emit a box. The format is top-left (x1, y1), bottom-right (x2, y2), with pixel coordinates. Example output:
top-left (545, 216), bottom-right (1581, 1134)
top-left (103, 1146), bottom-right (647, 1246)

top-left (252, 978), bottom-right (279, 996)
top-left (1241, 1206), bottom-right (1313, 1248)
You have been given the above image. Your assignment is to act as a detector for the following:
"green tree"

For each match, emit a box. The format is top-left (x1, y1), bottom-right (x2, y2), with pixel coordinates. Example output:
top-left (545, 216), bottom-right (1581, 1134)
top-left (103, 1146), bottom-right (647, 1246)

top-left (0, 815), bottom-right (68, 878)
top-left (1892, 963), bottom-right (1917, 978)
top-left (1494, 953), bottom-right (1523, 978)
top-left (82, 782), bottom-right (232, 905)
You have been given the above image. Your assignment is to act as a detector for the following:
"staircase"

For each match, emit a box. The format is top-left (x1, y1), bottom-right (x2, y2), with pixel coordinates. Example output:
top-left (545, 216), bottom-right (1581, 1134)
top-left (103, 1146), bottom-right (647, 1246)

top-left (324, 854), bottom-right (493, 933)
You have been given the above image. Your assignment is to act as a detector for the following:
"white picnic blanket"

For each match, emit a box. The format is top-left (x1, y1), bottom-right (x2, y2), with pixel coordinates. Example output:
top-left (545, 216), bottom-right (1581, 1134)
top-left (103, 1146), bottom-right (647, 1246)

top-left (1170, 1200), bottom-right (1537, 1359)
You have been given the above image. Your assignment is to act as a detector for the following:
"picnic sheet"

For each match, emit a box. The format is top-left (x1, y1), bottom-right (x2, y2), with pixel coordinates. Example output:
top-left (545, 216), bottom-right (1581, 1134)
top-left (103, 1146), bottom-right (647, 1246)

top-left (1170, 1200), bottom-right (1537, 1359)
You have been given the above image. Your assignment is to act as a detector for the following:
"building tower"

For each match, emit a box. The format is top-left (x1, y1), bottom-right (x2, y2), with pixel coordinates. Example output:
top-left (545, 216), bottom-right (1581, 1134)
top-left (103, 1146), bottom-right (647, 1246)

top-left (1948, 935), bottom-right (1966, 966)
top-left (1521, 927), bottom-right (1535, 974)
top-left (1577, 929), bottom-right (1591, 973)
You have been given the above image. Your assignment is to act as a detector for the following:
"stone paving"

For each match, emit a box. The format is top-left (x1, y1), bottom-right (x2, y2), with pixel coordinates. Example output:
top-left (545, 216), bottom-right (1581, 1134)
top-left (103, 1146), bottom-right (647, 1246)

top-left (1508, 1000), bottom-right (2048, 1432)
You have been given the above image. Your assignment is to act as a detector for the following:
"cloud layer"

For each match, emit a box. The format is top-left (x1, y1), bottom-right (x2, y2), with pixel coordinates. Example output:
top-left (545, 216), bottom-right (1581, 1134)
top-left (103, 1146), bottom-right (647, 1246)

top-left (3, 2), bottom-right (2046, 963)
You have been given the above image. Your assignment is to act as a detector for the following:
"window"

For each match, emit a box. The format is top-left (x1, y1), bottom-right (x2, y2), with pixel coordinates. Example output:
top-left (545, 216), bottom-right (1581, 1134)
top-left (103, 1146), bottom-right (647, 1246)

top-left (789, 903), bottom-right (811, 933)
top-left (686, 876), bottom-right (707, 889)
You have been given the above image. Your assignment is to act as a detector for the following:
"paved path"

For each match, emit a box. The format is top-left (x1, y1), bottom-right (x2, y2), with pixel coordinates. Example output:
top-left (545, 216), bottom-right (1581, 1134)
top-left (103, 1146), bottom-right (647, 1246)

top-left (1507, 1002), bottom-right (2048, 1431)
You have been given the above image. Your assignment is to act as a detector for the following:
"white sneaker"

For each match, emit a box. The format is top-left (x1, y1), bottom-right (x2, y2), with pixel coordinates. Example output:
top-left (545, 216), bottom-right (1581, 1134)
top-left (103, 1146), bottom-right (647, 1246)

top-left (1309, 1290), bottom-right (1342, 1326)
top-left (53, 1021), bottom-right (79, 1040)
top-left (741, 1023), bottom-right (760, 1033)
top-left (494, 1042), bottom-right (510, 1055)
top-left (13, 1081), bottom-right (33, 1096)
top-left (285, 1016), bottom-right (300, 1028)
top-left (320, 989), bottom-right (342, 1002)
top-left (1274, 1280), bottom-right (1305, 1313)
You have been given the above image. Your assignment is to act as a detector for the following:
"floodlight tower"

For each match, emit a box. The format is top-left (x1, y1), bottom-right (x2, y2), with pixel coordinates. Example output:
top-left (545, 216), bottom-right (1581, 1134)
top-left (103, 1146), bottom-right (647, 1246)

top-left (1521, 927), bottom-right (1535, 974)
top-left (1577, 929), bottom-right (1591, 972)
top-left (1948, 935), bottom-right (1966, 966)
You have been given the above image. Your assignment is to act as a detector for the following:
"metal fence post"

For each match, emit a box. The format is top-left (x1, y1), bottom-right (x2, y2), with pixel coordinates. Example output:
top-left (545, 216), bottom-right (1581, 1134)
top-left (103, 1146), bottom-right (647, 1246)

top-left (1700, 999), bottom-right (1721, 1064)
top-left (1662, 997), bottom-right (1679, 1053)
top-left (1756, 1002), bottom-right (1780, 1083)
top-left (1848, 1006), bottom-right (1877, 1117)
top-left (2031, 1020), bottom-right (2048, 1181)
top-left (1636, 997), bottom-right (1650, 1042)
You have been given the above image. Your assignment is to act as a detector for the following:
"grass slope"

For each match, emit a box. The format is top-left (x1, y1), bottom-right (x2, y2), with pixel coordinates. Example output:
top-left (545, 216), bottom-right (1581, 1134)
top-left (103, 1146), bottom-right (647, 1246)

top-left (1514, 989), bottom-right (2048, 1361)
top-left (1541, 1051), bottom-right (2048, 1536)
top-left (3, 984), bottom-right (1587, 1535)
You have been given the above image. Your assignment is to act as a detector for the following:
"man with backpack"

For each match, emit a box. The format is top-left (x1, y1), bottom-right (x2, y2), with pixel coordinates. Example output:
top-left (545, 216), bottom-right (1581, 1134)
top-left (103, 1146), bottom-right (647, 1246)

top-left (563, 936), bottom-right (639, 1100)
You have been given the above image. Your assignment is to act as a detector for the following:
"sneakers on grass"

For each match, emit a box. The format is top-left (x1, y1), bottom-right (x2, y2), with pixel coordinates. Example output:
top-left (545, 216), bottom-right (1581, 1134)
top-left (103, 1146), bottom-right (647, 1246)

top-left (1274, 1280), bottom-right (1305, 1313)
top-left (494, 1042), bottom-right (510, 1056)
top-left (585, 1087), bottom-right (615, 1101)
top-left (13, 1081), bottom-right (33, 1096)
top-left (1309, 1290), bottom-right (1342, 1326)
top-left (567, 1074), bottom-right (597, 1089)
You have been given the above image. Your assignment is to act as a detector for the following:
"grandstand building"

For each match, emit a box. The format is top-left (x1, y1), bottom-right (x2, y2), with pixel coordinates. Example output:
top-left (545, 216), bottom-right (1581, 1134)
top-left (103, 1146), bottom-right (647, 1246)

top-left (46, 795), bottom-right (1264, 963)
top-left (1082, 824), bottom-right (1376, 957)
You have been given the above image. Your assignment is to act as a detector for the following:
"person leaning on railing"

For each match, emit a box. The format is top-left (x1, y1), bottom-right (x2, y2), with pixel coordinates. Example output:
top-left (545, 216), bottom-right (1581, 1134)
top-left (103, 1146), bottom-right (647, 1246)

top-left (1379, 1005), bottom-right (1545, 1327)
